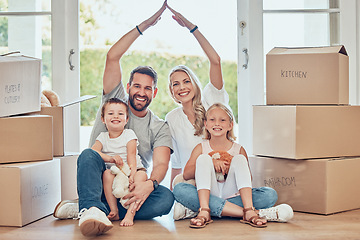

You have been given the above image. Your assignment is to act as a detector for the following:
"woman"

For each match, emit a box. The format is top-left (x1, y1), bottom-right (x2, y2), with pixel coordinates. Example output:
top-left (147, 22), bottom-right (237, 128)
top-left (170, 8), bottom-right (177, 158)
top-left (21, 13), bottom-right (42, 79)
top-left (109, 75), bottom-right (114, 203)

top-left (165, 4), bottom-right (292, 223)
top-left (165, 4), bottom-right (228, 188)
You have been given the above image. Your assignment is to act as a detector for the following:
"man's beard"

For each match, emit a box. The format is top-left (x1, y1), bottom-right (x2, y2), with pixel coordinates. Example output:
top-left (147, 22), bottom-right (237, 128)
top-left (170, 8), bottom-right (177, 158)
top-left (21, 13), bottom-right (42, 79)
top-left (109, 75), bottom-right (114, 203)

top-left (128, 93), bottom-right (151, 112)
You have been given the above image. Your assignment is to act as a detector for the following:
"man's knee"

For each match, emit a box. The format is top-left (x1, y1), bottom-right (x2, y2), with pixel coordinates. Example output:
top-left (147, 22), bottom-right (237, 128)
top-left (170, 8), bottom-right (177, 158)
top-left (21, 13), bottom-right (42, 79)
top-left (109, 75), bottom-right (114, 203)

top-left (159, 186), bottom-right (175, 211)
top-left (142, 186), bottom-right (174, 218)
top-left (78, 148), bottom-right (103, 166)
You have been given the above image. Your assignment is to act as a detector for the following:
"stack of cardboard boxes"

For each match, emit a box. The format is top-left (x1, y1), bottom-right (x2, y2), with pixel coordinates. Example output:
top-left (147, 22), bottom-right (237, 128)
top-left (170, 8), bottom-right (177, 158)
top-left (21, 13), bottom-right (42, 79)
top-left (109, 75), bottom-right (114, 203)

top-left (250, 46), bottom-right (360, 215)
top-left (0, 55), bottom-right (82, 227)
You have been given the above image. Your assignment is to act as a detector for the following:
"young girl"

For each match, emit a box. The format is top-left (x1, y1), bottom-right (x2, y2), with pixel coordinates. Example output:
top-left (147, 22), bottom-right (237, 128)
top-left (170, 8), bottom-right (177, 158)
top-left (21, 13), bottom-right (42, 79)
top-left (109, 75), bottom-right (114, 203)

top-left (91, 98), bottom-right (147, 227)
top-left (184, 103), bottom-right (267, 228)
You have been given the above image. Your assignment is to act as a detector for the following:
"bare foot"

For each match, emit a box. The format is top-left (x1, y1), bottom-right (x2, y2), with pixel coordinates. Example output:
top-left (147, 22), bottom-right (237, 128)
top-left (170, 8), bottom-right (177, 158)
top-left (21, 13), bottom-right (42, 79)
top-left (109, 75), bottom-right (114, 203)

top-left (120, 215), bottom-right (134, 227)
top-left (120, 207), bottom-right (135, 227)
top-left (107, 210), bottom-right (119, 221)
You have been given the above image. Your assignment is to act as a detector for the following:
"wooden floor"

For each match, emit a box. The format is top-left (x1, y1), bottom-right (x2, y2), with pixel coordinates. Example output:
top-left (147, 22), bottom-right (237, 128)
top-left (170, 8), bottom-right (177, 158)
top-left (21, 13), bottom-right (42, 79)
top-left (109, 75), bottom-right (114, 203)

top-left (1, 208), bottom-right (360, 240)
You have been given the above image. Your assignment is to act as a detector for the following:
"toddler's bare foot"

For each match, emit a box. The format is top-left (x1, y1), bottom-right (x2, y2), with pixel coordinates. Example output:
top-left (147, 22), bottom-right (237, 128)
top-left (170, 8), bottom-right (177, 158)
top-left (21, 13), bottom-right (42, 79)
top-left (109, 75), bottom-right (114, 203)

top-left (120, 215), bottom-right (134, 227)
top-left (107, 211), bottom-right (119, 221)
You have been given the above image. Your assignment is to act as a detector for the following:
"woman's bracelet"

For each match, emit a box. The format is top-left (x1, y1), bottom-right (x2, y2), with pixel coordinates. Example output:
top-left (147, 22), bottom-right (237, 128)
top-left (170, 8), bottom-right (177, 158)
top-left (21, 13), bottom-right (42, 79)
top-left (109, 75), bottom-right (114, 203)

top-left (136, 25), bottom-right (143, 35)
top-left (190, 25), bottom-right (198, 33)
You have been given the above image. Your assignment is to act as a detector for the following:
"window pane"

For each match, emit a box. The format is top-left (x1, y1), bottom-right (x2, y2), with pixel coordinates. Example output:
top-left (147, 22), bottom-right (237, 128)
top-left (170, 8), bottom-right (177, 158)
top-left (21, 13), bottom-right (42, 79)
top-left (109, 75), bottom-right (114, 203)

top-left (263, 12), bottom-right (340, 99)
top-left (0, 0), bottom-right (50, 12)
top-left (263, 13), bottom-right (339, 53)
top-left (0, 15), bottom-right (52, 90)
top-left (264, 0), bottom-right (338, 10)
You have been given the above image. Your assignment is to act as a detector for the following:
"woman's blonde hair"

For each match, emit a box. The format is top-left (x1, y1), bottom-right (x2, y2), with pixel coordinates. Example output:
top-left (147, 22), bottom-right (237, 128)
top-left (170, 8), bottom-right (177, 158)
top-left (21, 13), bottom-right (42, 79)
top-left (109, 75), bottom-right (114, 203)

top-left (204, 103), bottom-right (236, 141)
top-left (168, 65), bottom-right (205, 136)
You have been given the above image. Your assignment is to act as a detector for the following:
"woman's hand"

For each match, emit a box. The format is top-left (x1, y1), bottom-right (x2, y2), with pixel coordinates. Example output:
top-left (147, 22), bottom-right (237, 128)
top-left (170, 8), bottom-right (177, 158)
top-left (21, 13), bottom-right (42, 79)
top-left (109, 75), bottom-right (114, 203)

top-left (167, 2), bottom-right (223, 90)
top-left (167, 4), bottom-right (196, 30)
top-left (140, 0), bottom-right (167, 32)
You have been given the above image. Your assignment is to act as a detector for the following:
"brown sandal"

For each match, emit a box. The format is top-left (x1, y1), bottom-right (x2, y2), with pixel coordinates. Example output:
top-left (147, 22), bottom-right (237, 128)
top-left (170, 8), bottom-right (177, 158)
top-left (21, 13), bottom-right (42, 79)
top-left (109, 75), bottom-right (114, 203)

top-left (189, 207), bottom-right (213, 228)
top-left (240, 207), bottom-right (267, 228)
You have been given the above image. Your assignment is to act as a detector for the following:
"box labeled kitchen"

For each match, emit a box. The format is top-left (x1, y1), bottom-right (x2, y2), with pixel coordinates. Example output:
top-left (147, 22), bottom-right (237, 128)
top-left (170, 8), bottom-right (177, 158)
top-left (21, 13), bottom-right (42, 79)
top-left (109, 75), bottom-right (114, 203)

top-left (266, 46), bottom-right (349, 105)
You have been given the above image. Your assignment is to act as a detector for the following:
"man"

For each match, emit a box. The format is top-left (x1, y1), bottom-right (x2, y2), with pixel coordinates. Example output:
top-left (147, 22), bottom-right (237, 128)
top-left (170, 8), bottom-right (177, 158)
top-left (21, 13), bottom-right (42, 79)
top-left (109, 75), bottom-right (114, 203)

top-left (53, 2), bottom-right (174, 236)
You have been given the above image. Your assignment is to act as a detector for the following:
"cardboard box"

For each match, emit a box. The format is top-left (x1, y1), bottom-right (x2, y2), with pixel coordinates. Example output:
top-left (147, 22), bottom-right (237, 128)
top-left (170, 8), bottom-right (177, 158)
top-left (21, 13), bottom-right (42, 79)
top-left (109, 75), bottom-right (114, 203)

top-left (266, 46), bottom-right (349, 105)
top-left (0, 55), bottom-right (41, 117)
top-left (253, 105), bottom-right (360, 159)
top-left (0, 115), bottom-right (53, 164)
top-left (249, 156), bottom-right (360, 215)
top-left (0, 159), bottom-right (61, 226)
top-left (58, 153), bottom-right (79, 200)
top-left (34, 95), bottom-right (95, 156)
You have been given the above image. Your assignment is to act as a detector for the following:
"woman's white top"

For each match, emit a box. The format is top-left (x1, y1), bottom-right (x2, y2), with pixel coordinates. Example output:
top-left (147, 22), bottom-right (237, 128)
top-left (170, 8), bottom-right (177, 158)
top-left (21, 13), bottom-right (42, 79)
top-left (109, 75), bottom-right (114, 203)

top-left (165, 83), bottom-right (229, 170)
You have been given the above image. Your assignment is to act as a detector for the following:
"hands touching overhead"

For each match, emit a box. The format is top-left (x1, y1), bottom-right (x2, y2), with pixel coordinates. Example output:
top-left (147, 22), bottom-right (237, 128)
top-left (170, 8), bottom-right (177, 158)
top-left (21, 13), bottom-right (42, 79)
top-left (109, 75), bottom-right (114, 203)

top-left (166, 3), bottom-right (197, 31)
top-left (138, 0), bottom-right (198, 35)
top-left (137, 0), bottom-right (167, 33)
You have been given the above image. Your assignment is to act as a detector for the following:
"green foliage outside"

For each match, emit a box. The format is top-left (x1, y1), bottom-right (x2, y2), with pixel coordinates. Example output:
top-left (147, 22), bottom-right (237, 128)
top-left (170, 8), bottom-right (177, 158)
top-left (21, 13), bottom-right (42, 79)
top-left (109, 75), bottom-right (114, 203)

top-left (0, 17), bottom-right (7, 46)
top-left (0, 1), bottom-right (8, 46)
top-left (80, 48), bottom-right (238, 126)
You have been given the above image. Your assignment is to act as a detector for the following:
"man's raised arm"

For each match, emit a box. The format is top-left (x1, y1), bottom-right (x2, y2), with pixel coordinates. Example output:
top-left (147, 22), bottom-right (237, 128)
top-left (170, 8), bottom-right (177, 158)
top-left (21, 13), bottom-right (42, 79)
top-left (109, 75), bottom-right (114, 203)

top-left (103, 1), bottom-right (167, 95)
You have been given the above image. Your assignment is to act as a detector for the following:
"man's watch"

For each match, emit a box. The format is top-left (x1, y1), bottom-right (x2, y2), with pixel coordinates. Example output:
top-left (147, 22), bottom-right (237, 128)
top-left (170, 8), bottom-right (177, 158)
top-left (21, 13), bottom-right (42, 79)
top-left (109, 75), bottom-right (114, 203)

top-left (149, 179), bottom-right (159, 190)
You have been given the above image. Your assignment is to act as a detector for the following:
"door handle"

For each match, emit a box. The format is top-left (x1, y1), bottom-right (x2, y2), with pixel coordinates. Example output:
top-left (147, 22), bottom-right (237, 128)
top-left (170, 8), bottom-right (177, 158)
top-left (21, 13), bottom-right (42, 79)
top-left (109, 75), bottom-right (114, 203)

top-left (68, 49), bottom-right (75, 71)
top-left (242, 48), bottom-right (249, 69)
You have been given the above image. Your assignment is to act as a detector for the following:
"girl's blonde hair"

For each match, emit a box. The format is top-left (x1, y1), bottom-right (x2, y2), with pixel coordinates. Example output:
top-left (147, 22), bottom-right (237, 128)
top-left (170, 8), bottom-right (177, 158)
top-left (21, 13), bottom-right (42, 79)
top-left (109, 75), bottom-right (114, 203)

top-left (204, 103), bottom-right (236, 141)
top-left (168, 65), bottom-right (205, 136)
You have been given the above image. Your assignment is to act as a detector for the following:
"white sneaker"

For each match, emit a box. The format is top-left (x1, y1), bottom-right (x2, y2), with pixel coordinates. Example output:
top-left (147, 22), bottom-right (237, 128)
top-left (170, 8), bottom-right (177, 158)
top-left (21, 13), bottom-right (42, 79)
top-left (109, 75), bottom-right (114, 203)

top-left (173, 202), bottom-right (197, 220)
top-left (258, 204), bottom-right (294, 222)
top-left (78, 207), bottom-right (113, 236)
top-left (53, 199), bottom-right (79, 219)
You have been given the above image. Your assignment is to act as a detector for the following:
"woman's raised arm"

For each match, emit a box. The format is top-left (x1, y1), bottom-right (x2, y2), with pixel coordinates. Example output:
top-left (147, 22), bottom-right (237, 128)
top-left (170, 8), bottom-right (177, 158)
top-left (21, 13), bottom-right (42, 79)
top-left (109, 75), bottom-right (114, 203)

top-left (167, 4), bottom-right (223, 90)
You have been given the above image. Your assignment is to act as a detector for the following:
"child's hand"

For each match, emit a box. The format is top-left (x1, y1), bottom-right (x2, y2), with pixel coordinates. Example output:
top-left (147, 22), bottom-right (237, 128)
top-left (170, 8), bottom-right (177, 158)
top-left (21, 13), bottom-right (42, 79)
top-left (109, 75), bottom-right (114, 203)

top-left (129, 169), bottom-right (136, 184)
top-left (112, 155), bottom-right (123, 166)
top-left (129, 175), bottom-right (135, 185)
top-left (212, 159), bottom-right (221, 172)
top-left (213, 159), bottom-right (230, 175)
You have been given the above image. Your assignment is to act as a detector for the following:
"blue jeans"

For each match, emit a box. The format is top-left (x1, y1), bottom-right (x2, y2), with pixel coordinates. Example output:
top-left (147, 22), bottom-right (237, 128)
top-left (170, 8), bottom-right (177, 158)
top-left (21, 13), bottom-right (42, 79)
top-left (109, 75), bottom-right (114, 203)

top-left (77, 148), bottom-right (174, 219)
top-left (173, 182), bottom-right (278, 217)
